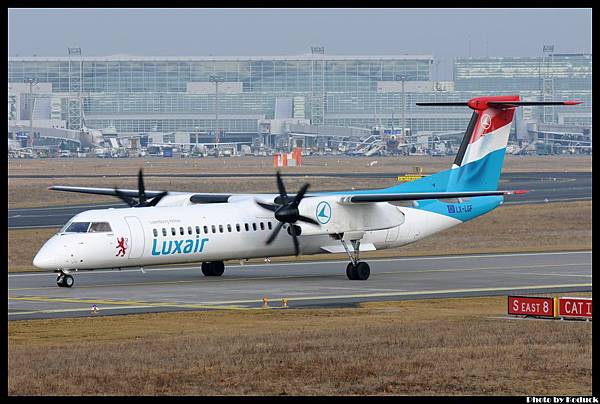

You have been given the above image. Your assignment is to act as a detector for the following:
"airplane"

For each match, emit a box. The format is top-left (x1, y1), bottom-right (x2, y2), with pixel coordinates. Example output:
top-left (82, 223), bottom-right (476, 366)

top-left (32, 96), bottom-right (581, 287)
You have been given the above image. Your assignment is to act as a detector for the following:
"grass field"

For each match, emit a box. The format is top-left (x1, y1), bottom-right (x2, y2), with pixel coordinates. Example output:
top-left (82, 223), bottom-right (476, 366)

top-left (8, 294), bottom-right (592, 395)
top-left (8, 200), bottom-right (592, 272)
top-left (8, 155), bottom-right (591, 208)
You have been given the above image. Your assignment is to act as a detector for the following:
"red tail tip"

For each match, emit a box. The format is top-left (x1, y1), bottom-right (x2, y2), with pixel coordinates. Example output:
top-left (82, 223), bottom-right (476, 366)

top-left (564, 100), bottom-right (582, 105)
top-left (512, 190), bottom-right (529, 195)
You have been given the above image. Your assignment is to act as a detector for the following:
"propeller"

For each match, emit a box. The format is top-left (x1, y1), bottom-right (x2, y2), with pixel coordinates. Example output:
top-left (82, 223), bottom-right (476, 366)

top-left (114, 169), bottom-right (168, 208)
top-left (256, 171), bottom-right (320, 256)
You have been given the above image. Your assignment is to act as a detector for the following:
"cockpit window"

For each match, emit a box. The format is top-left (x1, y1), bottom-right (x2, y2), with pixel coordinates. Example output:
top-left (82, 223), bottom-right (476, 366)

top-left (64, 222), bottom-right (91, 233)
top-left (89, 222), bottom-right (112, 232)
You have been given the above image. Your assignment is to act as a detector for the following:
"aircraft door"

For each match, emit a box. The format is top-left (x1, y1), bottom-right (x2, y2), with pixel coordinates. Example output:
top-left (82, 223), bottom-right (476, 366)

top-left (124, 216), bottom-right (145, 259)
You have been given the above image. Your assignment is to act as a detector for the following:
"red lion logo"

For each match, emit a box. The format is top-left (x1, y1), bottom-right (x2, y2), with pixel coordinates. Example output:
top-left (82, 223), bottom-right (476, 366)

top-left (116, 237), bottom-right (127, 257)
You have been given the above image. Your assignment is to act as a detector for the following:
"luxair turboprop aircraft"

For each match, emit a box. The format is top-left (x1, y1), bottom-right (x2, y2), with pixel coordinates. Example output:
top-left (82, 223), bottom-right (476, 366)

top-left (34, 96), bottom-right (581, 287)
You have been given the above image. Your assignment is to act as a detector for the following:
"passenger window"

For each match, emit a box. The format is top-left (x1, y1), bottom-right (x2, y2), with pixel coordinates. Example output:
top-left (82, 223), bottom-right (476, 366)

top-left (162, 228), bottom-right (167, 237)
top-left (195, 226), bottom-right (200, 235)
top-left (227, 224), bottom-right (232, 232)
top-left (188, 226), bottom-right (192, 235)
top-left (203, 225), bottom-right (208, 234)
top-left (65, 222), bottom-right (90, 233)
top-left (260, 222), bottom-right (265, 231)
top-left (211, 225), bottom-right (216, 233)
top-left (153, 229), bottom-right (158, 237)
top-left (267, 222), bottom-right (272, 230)
top-left (252, 223), bottom-right (257, 231)
top-left (180, 227), bottom-right (184, 236)
top-left (236, 224), bottom-right (241, 232)
top-left (219, 225), bottom-right (223, 233)
top-left (244, 223), bottom-right (249, 231)
top-left (171, 227), bottom-right (176, 236)
top-left (89, 222), bottom-right (112, 232)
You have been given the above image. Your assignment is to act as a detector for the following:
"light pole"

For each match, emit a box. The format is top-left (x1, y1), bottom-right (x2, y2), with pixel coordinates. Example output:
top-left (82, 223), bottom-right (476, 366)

top-left (209, 74), bottom-right (224, 143)
top-left (26, 77), bottom-right (38, 138)
top-left (395, 74), bottom-right (406, 140)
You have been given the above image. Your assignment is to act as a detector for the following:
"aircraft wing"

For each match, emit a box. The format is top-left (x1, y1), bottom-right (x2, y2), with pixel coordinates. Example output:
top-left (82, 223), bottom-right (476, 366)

top-left (337, 190), bottom-right (526, 204)
top-left (49, 185), bottom-right (232, 204)
top-left (48, 186), bottom-right (164, 198)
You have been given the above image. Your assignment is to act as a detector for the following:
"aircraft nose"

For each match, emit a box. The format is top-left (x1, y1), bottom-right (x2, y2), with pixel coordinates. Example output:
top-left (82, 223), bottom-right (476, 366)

top-left (32, 237), bottom-right (63, 270)
top-left (32, 251), bottom-right (58, 270)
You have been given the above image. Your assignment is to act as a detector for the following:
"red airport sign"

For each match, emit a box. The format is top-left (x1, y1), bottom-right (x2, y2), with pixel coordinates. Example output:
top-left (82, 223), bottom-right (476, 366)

top-left (508, 295), bottom-right (555, 317)
top-left (558, 297), bottom-right (592, 319)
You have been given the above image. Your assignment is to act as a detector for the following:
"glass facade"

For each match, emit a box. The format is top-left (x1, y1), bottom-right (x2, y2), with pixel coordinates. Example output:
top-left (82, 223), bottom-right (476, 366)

top-left (8, 54), bottom-right (591, 135)
top-left (8, 56), bottom-right (432, 94)
top-left (454, 54), bottom-right (592, 91)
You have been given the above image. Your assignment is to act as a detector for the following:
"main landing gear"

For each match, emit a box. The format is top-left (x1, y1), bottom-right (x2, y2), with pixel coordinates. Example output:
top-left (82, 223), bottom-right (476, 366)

top-left (340, 239), bottom-right (370, 281)
top-left (56, 271), bottom-right (74, 288)
top-left (202, 261), bottom-right (225, 277)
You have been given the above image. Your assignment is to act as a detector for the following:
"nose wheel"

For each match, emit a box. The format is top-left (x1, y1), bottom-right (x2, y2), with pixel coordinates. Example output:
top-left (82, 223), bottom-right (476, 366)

top-left (56, 272), bottom-right (74, 288)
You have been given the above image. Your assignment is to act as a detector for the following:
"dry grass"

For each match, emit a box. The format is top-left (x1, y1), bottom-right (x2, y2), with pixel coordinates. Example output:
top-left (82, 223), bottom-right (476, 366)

top-left (8, 155), bottom-right (591, 208)
top-left (8, 294), bottom-right (592, 395)
top-left (8, 154), bottom-right (592, 176)
top-left (9, 201), bottom-right (591, 273)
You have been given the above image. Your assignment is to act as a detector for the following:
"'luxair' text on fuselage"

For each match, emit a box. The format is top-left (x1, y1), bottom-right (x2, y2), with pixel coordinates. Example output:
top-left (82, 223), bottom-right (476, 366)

top-left (151, 236), bottom-right (209, 256)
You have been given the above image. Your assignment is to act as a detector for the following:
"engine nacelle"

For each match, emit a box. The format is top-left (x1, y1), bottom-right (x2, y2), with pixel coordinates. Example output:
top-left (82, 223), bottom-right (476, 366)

top-left (155, 193), bottom-right (196, 207)
top-left (297, 195), bottom-right (405, 236)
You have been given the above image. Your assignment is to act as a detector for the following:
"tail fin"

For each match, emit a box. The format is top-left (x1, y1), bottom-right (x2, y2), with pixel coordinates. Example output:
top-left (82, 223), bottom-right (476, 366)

top-left (416, 96), bottom-right (581, 191)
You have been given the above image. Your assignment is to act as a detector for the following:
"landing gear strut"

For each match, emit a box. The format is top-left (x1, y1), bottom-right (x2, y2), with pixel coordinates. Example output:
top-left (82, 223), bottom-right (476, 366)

top-left (341, 239), bottom-right (370, 281)
top-left (201, 261), bottom-right (225, 277)
top-left (56, 271), bottom-right (74, 288)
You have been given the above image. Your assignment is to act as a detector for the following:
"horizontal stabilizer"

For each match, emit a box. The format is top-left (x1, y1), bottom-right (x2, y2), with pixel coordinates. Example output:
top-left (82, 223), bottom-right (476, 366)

top-left (415, 102), bottom-right (469, 106)
top-left (417, 99), bottom-right (581, 110)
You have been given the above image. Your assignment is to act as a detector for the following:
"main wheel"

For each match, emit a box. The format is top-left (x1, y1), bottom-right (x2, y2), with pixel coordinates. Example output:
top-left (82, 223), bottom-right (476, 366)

top-left (355, 262), bottom-right (370, 280)
top-left (63, 274), bottom-right (74, 288)
top-left (202, 262), bottom-right (225, 277)
top-left (346, 262), bottom-right (357, 280)
top-left (211, 261), bottom-right (225, 276)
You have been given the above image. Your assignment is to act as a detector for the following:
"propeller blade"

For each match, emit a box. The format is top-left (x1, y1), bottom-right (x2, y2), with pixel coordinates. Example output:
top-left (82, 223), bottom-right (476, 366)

top-left (297, 215), bottom-right (320, 226)
top-left (266, 222), bottom-right (284, 245)
top-left (114, 188), bottom-right (137, 207)
top-left (256, 200), bottom-right (279, 212)
top-left (146, 191), bottom-right (168, 207)
top-left (294, 183), bottom-right (310, 203)
top-left (275, 171), bottom-right (288, 203)
top-left (137, 169), bottom-right (147, 205)
top-left (291, 230), bottom-right (300, 256)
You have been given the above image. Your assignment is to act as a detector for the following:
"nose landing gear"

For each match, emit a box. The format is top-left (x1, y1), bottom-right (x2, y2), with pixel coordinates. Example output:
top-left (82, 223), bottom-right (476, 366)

top-left (56, 271), bottom-right (74, 287)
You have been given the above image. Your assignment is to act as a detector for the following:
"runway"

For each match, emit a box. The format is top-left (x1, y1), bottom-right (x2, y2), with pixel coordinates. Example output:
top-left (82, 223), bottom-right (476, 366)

top-left (8, 251), bottom-right (591, 321)
top-left (7, 171), bottom-right (592, 229)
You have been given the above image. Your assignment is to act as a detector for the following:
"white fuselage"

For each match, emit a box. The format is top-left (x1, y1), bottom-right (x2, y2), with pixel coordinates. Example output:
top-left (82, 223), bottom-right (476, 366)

top-left (33, 198), bottom-right (461, 271)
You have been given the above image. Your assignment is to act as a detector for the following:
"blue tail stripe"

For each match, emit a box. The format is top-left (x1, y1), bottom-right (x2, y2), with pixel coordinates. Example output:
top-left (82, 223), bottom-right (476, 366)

top-left (315, 148), bottom-right (507, 221)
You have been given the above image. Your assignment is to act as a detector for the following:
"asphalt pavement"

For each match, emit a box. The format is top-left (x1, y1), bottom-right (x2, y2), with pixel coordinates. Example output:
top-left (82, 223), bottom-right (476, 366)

top-left (8, 251), bottom-right (592, 320)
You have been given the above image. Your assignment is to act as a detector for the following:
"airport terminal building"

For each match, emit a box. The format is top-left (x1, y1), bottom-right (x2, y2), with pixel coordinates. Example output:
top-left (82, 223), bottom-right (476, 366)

top-left (8, 51), bottom-right (592, 149)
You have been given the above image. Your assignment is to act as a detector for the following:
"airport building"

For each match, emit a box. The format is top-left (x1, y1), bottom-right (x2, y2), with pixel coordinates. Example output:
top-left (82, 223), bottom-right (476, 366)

top-left (8, 50), bottom-right (592, 153)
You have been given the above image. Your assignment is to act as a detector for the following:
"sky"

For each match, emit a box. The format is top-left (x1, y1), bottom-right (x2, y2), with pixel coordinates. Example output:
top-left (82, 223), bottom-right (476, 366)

top-left (8, 8), bottom-right (592, 80)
